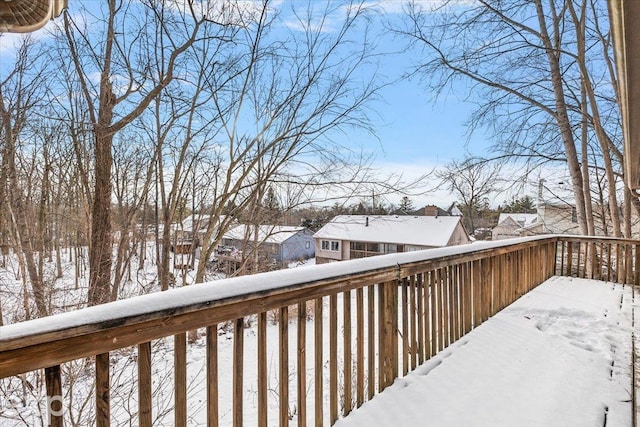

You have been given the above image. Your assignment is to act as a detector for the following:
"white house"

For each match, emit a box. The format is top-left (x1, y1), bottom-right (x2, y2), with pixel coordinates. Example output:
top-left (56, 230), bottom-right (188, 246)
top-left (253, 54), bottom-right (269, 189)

top-left (313, 215), bottom-right (471, 264)
top-left (492, 213), bottom-right (539, 240)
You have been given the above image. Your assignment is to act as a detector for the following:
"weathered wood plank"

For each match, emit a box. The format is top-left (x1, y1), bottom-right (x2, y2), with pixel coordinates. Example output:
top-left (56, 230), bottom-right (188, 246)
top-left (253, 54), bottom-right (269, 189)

top-left (138, 342), bottom-right (152, 427)
top-left (430, 270), bottom-right (438, 355)
top-left (330, 294), bottom-right (338, 424)
top-left (279, 307), bottom-right (289, 427)
top-left (356, 287), bottom-right (364, 407)
top-left (45, 365), bottom-right (63, 427)
top-left (409, 275), bottom-right (417, 369)
top-left (314, 297), bottom-right (323, 427)
top-left (297, 303), bottom-right (306, 427)
top-left (343, 291), bottom-right (352, 415)
top-left (258, 314), bottom-right (267, 427)
top-left (379, 282), bottom-right (397, 390)
top-left (401, 279), bottom-right (409, 376)
top-left (233, 319), bottom-right (243, 427)
top-left (416, 274), bottom-right (424, 364)
top-left (207, 325), bottom-right (219, 427)
top-left (96, 353), bottom-right (110, 427)
top-left (367, 285), bottom-right (375, 399)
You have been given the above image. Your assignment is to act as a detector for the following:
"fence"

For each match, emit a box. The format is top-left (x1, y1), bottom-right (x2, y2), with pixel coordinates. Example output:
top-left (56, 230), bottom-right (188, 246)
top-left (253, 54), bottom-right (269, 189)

top-left (0, 235), bottom-right (637, 426)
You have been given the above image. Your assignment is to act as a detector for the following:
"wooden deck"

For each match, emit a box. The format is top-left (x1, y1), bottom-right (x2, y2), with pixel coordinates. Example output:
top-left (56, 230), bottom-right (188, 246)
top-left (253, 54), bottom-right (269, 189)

top-left (335, 276), bottom-right (638, 427)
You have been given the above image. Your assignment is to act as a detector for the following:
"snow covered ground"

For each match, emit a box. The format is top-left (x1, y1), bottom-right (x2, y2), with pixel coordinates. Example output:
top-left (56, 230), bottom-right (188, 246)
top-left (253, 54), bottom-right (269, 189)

top-left (336, 276), bottom-right (638, 427)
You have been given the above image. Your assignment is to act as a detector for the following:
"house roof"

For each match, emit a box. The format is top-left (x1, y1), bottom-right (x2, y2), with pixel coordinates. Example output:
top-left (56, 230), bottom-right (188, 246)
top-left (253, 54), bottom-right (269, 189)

top-left (497, 213), bottom-right (538, 228)
top-left (224, 225), bottom-right (308, 245)
top-left (314, 215), bottom-right (467, 248)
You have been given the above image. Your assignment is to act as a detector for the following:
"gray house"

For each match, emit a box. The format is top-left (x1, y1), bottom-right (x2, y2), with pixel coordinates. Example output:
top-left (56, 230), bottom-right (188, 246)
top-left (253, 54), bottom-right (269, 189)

top-left (218, 225), bottom-right (315, 273)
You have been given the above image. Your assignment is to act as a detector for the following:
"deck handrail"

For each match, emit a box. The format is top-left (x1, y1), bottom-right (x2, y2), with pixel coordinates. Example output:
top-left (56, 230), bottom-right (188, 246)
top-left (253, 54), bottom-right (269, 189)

top-left (0, 235), bottom-right (556, 358)
top-left (0, 234), bottom-right (637, 426)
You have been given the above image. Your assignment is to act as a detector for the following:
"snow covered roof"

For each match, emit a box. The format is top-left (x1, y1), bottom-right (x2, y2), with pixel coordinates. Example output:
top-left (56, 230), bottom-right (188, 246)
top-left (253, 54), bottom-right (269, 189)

top-left (314, 215), bottom-right (466, 247)
top-left (497, 213), bottom-right (538, 228)
top-left (223, 225), bottom-right (308, 245)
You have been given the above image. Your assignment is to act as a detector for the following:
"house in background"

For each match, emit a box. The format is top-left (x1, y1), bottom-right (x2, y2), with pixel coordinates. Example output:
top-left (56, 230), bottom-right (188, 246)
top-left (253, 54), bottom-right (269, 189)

top-left (492, 202), bottom-right (582, 240)
top-left (314, 215), bottom-right (471, 264)
top-left (517, 203), bottom-right (581, 236)
top-left (492, 213), bottom-right (539, 240)
top-left (217, 225), bottom-right (315, 273)
top-left (172, 214), bottom-right (232, 243)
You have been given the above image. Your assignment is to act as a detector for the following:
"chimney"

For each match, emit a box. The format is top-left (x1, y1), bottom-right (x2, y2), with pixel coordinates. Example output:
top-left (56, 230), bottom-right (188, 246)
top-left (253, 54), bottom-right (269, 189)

top-left (424, 205), bottom-right (438, 217)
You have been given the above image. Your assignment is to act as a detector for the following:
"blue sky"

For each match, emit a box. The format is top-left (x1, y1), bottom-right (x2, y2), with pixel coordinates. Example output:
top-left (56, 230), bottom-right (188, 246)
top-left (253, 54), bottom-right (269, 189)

top-left (0, 0), bottom-right (553, 209)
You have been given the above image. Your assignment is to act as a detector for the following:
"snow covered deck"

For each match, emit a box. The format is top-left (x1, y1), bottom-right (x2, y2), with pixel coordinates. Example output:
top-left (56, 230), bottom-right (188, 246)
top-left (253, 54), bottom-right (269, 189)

top-left (336, 276), bottom-right (639, 427)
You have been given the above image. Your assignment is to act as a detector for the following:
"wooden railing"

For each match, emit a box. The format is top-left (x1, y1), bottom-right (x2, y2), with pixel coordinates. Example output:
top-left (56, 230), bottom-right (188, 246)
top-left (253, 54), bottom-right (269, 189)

top-left (0, 235), bottom-right (637, 426)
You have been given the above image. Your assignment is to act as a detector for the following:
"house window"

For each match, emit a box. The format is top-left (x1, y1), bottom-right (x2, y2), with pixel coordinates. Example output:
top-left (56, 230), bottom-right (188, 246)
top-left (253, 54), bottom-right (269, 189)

top-left (383, 244), bottom-right (397, 254)
top-left (322, 240), bottom-right (340, 251)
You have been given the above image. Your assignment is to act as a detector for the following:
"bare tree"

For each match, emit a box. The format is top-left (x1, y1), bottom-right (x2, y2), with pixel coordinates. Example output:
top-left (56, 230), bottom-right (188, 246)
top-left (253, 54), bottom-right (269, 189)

top-left (191, 0), bottom-right (398, 282)
top-left (397, 0), bottom-right (629, 236)
top-left (0, 36), bottom-right (51, 318)
top-left (437, 157), bottom-right (502, 234)
top-left (60, 0), bottom-right (222, 305)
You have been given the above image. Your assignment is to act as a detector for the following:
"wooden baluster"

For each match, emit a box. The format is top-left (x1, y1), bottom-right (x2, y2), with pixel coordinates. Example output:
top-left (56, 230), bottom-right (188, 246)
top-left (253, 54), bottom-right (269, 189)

top-left (330, 294), bottom-right (338, 424)
top-left (616, 243), bottom-right (622, 283)
top-left (233, 319), bottom-right (244, 427)
top-left (437, 268), bottom-right (445, 352)
top-left (451, 265), bottom-right (459, 341)
top-left (207, 325), bottom-right (219, 427)
top-left (96, 353), bottom-right (110, 427)
top-left (378, 281), bottom-right (398, 390)
top-left (482, 257), bottom-right (493, 322)
top-left (314, 297), bottom-right (324, 427)
top-left (576, 241), bottom-right (582, 278)
top-left (45, 365), bottom-right (63, 427)
top-left (409, 275), bottom-right (417, 368)
top-left (472, 260), bottom-right (481, 328)
top-left (443, 267), bottom-right (450, 348)
top-left (343, 292), bottom-right (352, 415)
top-left (423, 273), bottom-right (430, 358)
top-left (175, 333), bottom-right (187, 427)
top-left (257, 314), bottom-right (267, 427)
top-left (401, 279), bottom-right (409, 376)
top-left (356, 287), bottom-right (364, 408)
top-left (138, 342), bottom-right (152, 427)
top-left (635, 244), bottom-right (640, 286)
top-left (463, 262), bottom-right (472, 334)
top-left (279, 308), bottom-right (289, 427)
top-left (297, 303), bottom-right (307, 427)
top-left (367, 285), bottom-right (375, 399)
top-left (607, 242), bottom-right (612, 281)
top-left (430, 270), bottom-right (438, 354)
top-left (416, 274), bottom-right (425, 364)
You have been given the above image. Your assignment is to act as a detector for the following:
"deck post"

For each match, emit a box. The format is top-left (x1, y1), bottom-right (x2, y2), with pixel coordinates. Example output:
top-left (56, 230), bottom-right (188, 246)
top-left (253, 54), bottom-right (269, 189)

top-left (379, 281), bottom-right (398, 390)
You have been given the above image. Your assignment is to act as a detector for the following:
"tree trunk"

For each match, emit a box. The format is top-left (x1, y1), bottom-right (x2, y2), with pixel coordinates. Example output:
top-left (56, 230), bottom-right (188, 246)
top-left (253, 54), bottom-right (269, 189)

top-left (88, 127), bottom-right (114, 305)
top-left (534, 0), bottom-right (588, 235)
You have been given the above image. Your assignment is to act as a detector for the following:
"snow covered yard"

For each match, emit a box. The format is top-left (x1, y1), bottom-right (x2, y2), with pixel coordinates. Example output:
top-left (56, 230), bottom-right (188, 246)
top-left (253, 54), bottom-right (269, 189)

top-left (335, 276), bottom-right (638, 427)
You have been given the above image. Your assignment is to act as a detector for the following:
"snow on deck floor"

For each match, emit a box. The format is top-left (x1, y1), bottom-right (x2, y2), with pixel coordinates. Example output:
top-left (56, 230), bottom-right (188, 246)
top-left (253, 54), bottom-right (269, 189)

top-left (336, 276), bottom-right (638, 427)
